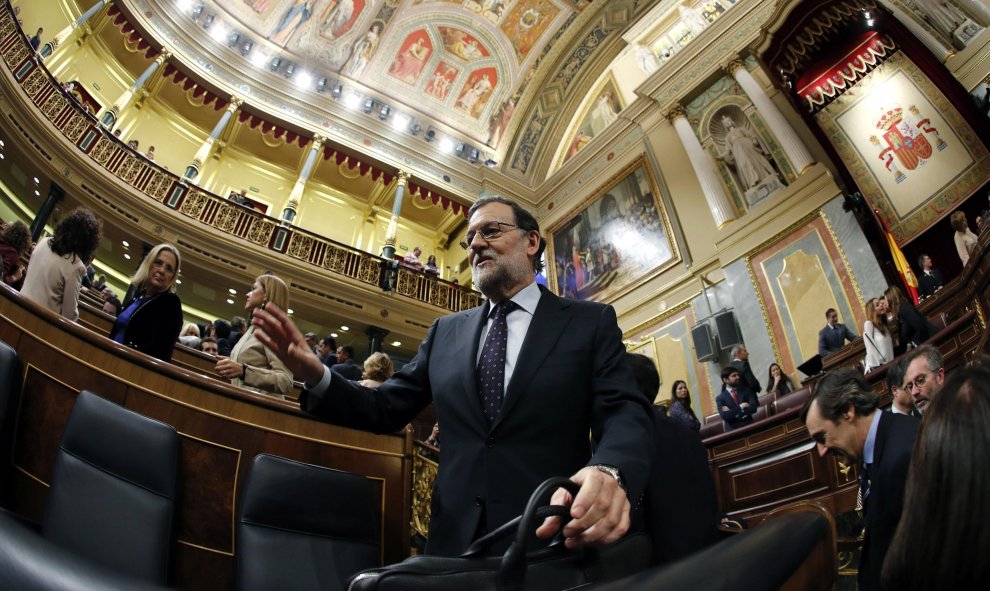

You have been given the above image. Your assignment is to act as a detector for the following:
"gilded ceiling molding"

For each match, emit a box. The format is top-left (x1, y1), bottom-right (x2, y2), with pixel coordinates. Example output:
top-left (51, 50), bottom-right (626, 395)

top-left (665, 103), bottom-right (687, 123)
top-left (723, 56), bottom-right (745, 76)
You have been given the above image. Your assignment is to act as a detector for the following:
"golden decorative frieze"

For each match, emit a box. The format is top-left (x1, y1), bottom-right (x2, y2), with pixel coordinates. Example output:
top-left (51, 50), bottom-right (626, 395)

top-left (323, 247), bottom-right (348, 273)
top-left (247, 218), bottom-right (274, 246)
top-left (145, 171), bottom-right (172, 201)
top-left (287, 233), bottom-right (314, 260)
top-left (2, 39), bottom-right (28, 69)
top-left (429, 282), bottom-right (450, 309)
top-left (90, 137), bottom-right (115, 165)
top-left (357, 258), bottom-right (380, 284)
top-left (411, 449), bottom-right (437, 538)
top-left (213, 205), bottom-right (238, 232)
top-left (64, 113), bottom-right (89, 142)
top-left (180, 190), bottom-right (207, 218)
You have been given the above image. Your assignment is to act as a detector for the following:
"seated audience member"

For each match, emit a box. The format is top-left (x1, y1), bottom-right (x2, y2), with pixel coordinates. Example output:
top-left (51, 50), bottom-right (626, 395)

top-left (729, 344), bottom-right (761, 394)
top-left (886, 357), bottom-right (920, 418)
top-left (126, 139), bottom-right (139, 151)
top-left (668, 380), bottom-right (700, 432)
top-left (801, 368), bottom-right (918, 591)
top-left (199, 337), bottom-right (219, 356)
top-left (900, 344), bottom-right (944, 415)
top-left (109, 244), bottom-right (184, 362)
top-left (0, 220), bottom-right (31, 287)
top-left (716, 366), bottom-right (758, 431)
top-left (22, 208), bottom-right (102, 322)
top-left (766, 362), bottom-right (794, 398)
top-left (359, 352), bottom-right (394, 388)
top-left (818, 307), bottom-right (857, 357)
top-left (317, 336), bottom-right (337, 367)
top-left (229, 315), bottom-right (246, 349)
top-left (178, 322), bottom-right (201, 345)
top-left (29, 27), bottom-right (42, 51)
top-left (881, 366), bottom-right (990, 591)
top-left (403, 246), bottom-right (424, 270)
top-left (424, 254), bottom-right (440, 275)
top-left (304, 332), bottom-right (318, 353)
top-left (214, 319), bottom-right (232, 356)
top-left (950, 210), bottom-right (978, 266)
top-left (93, 273), bottom-right (107, 291)
top-left (863, 298), bottom-right (894, 373)
top-left (915, 254), bottom-right (944, 300)
top-left (102, 294), bottom-right (122, 317)
top-left (216, 274), bottom-right (294, 396)
top-left (883, 285), bottom-right (934, 354)
top-left (331, 345), bottom-right (364, 380)
top-left (100, 286), bottom-right (114, 301)
top-left (145, 146), bottom-right (156, 161)
top-left (425, 422), bottom-right (440, 448)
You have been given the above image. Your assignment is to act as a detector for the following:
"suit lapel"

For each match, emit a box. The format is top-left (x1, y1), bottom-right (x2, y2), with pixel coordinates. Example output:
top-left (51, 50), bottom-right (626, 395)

top-left (457, 302), bottom-right (490, 426)
top-left (495, 288), bottom-right (570, 428)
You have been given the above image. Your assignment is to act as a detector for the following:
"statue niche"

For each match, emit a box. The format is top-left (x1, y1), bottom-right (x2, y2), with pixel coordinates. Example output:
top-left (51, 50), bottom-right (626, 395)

top-left (710, 108), bottom-right (785, 207)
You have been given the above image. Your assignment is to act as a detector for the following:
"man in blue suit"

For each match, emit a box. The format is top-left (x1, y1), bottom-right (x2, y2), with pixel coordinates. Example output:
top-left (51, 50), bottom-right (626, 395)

top-left (818, 308), bottom-right (857, 357)
top-left (716, 366), bottom-right (758, 430)
top-left (252, 196), bottom-right (655, 557)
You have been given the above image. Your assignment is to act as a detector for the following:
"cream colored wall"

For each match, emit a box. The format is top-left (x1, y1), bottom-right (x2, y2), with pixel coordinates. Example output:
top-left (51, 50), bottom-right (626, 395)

top-left (121, 101), bottom-right (203, 175)
top-left (206, 147), bottom-right (296, 215)
top-left (45, 41), bottom-right (130, 114)
top-left (11, 0), bottom-right (72, 40)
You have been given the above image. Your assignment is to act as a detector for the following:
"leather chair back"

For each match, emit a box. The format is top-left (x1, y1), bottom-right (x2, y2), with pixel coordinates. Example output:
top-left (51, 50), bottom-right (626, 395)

top-left (236, 453), bottom-right (381, 591)
top-left (42, 391), bottom-right (180, 585)
top-left (773, 387), bottom-right (812, 415)
top-left (699, 419), bottom-right (724, 439)
top-left (0, 339), bottom-right (22, 506)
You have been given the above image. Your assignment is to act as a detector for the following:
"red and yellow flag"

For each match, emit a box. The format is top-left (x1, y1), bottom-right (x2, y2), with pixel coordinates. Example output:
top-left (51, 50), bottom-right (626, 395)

top-left (875, 210), bottom-right (919, 304)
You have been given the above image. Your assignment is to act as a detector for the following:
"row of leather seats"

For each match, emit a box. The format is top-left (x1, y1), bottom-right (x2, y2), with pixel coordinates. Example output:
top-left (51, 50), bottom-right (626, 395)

top-left (0, 341), bottom-right (381, 590)
top-left (699, 387), bottom-right (813, 439)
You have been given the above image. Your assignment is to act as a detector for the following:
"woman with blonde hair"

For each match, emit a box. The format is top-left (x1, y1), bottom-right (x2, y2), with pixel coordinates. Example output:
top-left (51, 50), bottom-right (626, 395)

top-left (178, 322), bottom-right (201, 348)
top-left (863, 298), bottom-right (894, 373)
top-left (950, 210), bottom-right (978, 266)
top-left (216, 274), bottom-right (293, 396)
top-left (109, 244), bottom-right (183, 361)
top-left (359, 352), bottom-right (394, 388)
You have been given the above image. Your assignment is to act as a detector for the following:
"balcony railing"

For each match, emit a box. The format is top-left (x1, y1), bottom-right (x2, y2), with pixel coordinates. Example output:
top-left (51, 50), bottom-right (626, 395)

top-left (0, 5), bottom-right (482, 313)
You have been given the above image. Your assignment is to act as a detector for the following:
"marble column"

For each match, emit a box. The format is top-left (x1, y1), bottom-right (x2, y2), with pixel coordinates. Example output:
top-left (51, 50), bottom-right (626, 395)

top-left (667, 105), bottom-right (736, 227)
top-left (725, 58), bottom-right (815, 175)
top-left (365, 326), bottom-right (389, 355)
top-left (100, 51), bottom-right (170, 128)
top-left (184, 97), bottom-right (242, 180)
top-left (40, 0), bottom-right (113, 59)
top-left (30, 183), bottom-right (65, 243)
top-left (281, 135), bottom-right (324, 223)
top-left (381, 171), bottom-right (410, 260)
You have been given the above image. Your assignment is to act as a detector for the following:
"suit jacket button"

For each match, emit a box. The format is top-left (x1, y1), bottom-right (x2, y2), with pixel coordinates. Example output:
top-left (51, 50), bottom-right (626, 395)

top-left (474, 496), bottom-right (484, 506)
top-left (486, 436), bottom-right (495, 448)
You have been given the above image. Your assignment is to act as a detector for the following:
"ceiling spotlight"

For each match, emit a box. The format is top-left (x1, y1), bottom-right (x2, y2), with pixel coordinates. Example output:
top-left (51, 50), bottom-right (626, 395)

top-left (250, 50), bottom-right (267, 68)
top-left (122, 240), bottom-right (129, 247)
top-left (391, 341), bottom-right (401, 347)
top-left (240, 40), bottom-right (253, 56)
top-left (409, 122), bottom-right (422, 135)
top-left (269, 57), bottom-right (281, 72)
top-left (468, 148), bottom-right (480, 163)
top-left (33, 177), bottom-right (39, 184)
top-left (228, 288), bottom-right (237, 294)
top-left (331, 83), bottom-right (343, 99)
top-left (202, 13), bottom-right (215, 29)
top-left (284, 62), bottom-right (295, 78)
top-left (378, 104), bottom-right (390, 120)
top-left (438, 137), bottom-right (454, 153)
top-left (392, 113), bottom-right (410, 130)
top-left (210, 21), bottom-right (228, 42)
top-left (340, 325), bottom-right (349, 331)
top-left (124, 253), bottom-right (131, 260)
top-left (484, 159), bottom-right (497, 168)
top-left (424, 129), bottom-right (435, 142)
top-left (343, 92), bottom-right (361, 109)
top-left (226, 298), bottom-right (235, 304)
top-left (316, 77), bottom-right (328, 92)
top-left (330, 332), bottom-right (338, 338)
top-left (287, 308), bottom-right (294, 315)
top-left (227, 32), bottom-right (240, 48)
top-left (177, 0), bottom-right (193, 11)
top-left (362, 98), bottom-right (374, 113)
top-left (191, 4), bottom-right (204, 19)
top-left (295, 71), bottom-right (312, 88)
top-left (455, 142), bottom-right (466, 154)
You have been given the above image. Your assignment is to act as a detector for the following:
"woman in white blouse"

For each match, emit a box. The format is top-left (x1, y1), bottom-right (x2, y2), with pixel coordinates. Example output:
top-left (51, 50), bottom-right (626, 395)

top-left (951, 210), bottom-right (978, 266)
top-left (863, 297), bottom-right (894, 373)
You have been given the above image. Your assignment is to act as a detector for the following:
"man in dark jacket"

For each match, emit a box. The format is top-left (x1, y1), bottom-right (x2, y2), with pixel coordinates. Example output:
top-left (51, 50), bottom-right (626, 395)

top-left (916, 254), bottom-right (944, 300)
top-left (331, 345), bottom-right (363, 380)
top-left (729, 344), bottom-right (761, 394)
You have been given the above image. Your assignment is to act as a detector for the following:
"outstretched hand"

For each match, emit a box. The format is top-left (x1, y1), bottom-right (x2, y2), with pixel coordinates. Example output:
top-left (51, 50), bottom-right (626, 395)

top-left (251, 303), bottom-right (324, 384)
top-left (534, 466), bottom-right (630, 549)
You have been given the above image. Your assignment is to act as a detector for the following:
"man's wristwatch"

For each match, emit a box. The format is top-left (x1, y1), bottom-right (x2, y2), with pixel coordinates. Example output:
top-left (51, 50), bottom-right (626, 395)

top-left (591, 464), bottom-right (626, 491)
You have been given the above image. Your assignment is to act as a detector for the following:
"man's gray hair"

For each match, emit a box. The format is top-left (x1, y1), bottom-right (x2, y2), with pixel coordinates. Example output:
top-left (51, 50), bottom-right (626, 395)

top-left (730, 344), bottom-right (746, 359)
top-left (905, 344), bottom-right (944, 373)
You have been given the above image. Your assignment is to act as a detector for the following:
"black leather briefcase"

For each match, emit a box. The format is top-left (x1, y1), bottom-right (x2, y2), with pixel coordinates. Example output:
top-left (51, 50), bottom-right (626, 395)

top-left (347, 476), bottom-right (651, 591)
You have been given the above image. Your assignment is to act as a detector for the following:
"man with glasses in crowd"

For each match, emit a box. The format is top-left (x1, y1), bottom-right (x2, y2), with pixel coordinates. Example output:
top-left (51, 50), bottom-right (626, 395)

top-left (252, 195), bottom-right (654, 557)
top-left (900, 344), bottom-right (944, 414)
top-left (801, 368), bottom-right (918, 591)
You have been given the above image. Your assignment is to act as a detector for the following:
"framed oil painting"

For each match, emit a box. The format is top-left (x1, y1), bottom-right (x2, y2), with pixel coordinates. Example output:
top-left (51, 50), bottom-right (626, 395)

top-left (548, 157), bottom-right (679, 302)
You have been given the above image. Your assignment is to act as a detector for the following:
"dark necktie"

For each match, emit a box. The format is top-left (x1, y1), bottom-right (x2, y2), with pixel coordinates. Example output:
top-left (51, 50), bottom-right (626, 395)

top-left (731, 388), bottom-right (738, 405)
top-left (478, 300), bottom-right (517, 425)
top-left (860, 462), bottom-right (872, 508)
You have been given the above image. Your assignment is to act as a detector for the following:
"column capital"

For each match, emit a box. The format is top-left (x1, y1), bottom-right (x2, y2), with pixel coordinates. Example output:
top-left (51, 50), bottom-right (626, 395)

top-left (724, 57), bottom-right (746, 76)
top-left (155, 50), bottom-right (171, 64)
top-left (226, 97), bottom-right (243, 112)
top-left (396, 171), bottom-right (410, 186)
top-left (311, 134), bottom-right (325, 149)
top-left (665, 104), bottom-right (686, 123)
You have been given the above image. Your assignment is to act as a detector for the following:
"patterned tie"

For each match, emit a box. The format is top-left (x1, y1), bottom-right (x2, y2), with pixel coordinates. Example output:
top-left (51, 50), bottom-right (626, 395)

top-left (858, 462), bottom-right (872, 511)
top-left (478, 300), bottom-right (517, 425)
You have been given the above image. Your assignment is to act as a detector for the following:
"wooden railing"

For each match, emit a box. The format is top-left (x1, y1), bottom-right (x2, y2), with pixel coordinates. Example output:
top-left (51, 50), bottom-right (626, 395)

top-left (0, 283), bottom-right (414, 590)
top-left (0, 4), bottom-right (481, 314)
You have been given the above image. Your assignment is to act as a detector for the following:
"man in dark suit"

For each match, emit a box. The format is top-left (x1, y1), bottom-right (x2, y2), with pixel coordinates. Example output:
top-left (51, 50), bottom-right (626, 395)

top-left (715, 366), bottom-right (759, 431)
top-left (818, 308), bottom-right (857, 357)
top-left (330, 344), bottom-right (363, 380)
top-left (252, 196), bottom-right (654, 557)
top-left (916, 254), bottom-right (944, 300)
top-left (729, 344), bottom-right (761, 394)
top-left (801, 368), bottom-right (918, 591)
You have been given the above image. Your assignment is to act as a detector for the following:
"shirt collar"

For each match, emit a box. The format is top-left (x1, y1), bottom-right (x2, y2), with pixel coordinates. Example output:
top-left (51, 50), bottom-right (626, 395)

top-left (487, 281), bottom-right (541, 318)
top-left (863, 410), bottom-right (882, 465)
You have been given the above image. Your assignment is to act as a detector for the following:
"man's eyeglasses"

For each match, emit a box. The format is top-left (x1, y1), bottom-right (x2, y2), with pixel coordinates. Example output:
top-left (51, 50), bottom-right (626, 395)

top-left (904, 371), bottom-right (934, 392)
top-left (460, 221), bottom-right (520, 249)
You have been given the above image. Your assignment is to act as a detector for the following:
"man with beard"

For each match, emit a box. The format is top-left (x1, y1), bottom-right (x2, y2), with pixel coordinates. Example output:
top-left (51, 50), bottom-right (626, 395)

top-left (252, 196), bottom-right (654, 557)
top-left (801, 368), bottom-right (918, 591)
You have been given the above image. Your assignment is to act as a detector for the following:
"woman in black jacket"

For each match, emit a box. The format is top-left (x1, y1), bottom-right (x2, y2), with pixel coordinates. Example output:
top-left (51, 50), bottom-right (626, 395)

top-left (883, 285), bottom-right (935, 355)
top-left (110, 244), bottom-right (183, 361)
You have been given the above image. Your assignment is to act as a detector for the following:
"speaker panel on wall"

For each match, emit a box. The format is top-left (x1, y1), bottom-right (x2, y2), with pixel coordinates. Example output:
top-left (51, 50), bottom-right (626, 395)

top-left (691, 323), bottom-right (716, 362)
top-left (715, 310), bottom-right (742, 349)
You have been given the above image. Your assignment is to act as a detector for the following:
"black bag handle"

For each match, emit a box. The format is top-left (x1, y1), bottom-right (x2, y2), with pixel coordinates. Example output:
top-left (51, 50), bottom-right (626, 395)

top-left (499, 477), bottom-right (580, 591)
top-left (461, 505), bottom-right (571, 557)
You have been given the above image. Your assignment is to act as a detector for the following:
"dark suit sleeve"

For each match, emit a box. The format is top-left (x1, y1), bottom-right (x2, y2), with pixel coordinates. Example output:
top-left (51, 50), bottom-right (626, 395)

top-left (843, 324), bottom-right (858, 342)
top-left (586, 305), bottom-right (655, 502)
top-left (899, 302), bottom-right (931, 346)
top-left (743, 389), bottom-right (758, 416)
top-left (817, 328), bottom-right (829, 357)
top-left (301, 320), bottom-right (437, 433)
